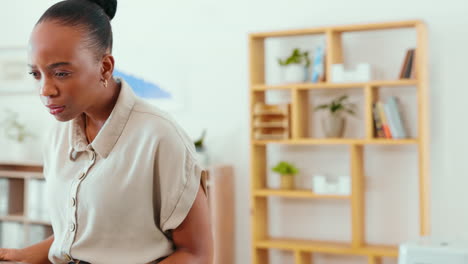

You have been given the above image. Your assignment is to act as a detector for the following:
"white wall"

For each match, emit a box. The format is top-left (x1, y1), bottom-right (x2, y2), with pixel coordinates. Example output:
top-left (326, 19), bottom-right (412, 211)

top-left (1, 0), bottom-right (468, 263)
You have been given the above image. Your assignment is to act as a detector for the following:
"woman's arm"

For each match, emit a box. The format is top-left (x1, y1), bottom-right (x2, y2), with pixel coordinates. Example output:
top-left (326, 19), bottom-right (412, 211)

top-left (159, 185), bottom-right (213, 264)
top-left (0, 235), bottom-right (54, 264)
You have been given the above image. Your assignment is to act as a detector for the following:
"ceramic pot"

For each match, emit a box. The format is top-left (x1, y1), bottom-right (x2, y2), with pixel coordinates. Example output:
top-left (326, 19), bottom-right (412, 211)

top-left (280, 174), bottom-right (295, 190)
top-left (322, 113), bottom-right (346, 138)
top-left (283, 64), bottom-right (307, 83)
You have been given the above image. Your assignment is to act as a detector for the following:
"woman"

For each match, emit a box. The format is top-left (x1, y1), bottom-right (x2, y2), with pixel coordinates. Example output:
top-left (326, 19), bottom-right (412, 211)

top-left (0, 0), bottom-right (213, 263)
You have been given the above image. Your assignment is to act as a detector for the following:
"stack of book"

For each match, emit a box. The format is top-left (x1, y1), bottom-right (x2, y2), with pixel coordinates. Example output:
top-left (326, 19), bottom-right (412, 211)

top-left (253, 103), bottom-right (290, 140)
top-left (373, 96), bottom-right (408, 139)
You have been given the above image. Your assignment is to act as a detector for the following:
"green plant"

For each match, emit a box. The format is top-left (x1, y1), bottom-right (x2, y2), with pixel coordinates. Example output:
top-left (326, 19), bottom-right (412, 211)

top-left (271, 161), bottom-right (299, 176)
top-left (1, 109), bottom-right (34, 143)
top-left (194, 129), bottom-right (206, 151)
top-left (278, 48), bottom-right (311, 67)
top-left (314, 95), bottom-right (357, 116)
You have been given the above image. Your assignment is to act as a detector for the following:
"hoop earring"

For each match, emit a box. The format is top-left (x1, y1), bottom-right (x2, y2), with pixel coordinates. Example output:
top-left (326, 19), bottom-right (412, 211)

top-left (103, 79), bottom-right (108, 88)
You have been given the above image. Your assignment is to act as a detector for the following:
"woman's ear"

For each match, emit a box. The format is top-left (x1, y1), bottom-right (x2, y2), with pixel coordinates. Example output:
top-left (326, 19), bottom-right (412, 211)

top-left (101, 53), bottom-right (115, 81)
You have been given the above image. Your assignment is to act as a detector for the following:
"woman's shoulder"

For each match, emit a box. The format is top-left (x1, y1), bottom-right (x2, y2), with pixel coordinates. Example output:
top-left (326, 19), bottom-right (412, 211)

top-left (132, 98), bottom-right (177, 128)
top-left (131, 98), bottom-right (195, 151)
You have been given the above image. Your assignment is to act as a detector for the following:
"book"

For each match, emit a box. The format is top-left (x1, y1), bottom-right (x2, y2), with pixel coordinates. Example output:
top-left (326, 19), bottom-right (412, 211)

top-left (399, 49), bottom-right (416, 79)
top-left (372, 103), bottom-right (385, 138)
top-left (27, 180), bottom-right (49, 221)
top-left (399, 49), bottom-right (411, 79)
top-left (410, 50), bottom-right (417, 79)
top-left (404, 49), bottom-right (415, 78)
top-left (311, 43), bottom-right (326, 83)
top-left (27, 180), bottom-right (40, 221)
top-left (376, 101), bottom-right (392, 138)
top-left (387, 96), bottom-right (407, 138)
top-left (0, 179), bottom-right (8, 216)
top-left (384, 101), bottom-right (400, 138)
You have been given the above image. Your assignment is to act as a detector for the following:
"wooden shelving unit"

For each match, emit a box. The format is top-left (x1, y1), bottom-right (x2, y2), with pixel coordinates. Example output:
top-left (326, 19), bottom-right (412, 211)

top-left (0, 163), bottom-right (52, 248)
top-left (249, 20), bottom-right (429, 264)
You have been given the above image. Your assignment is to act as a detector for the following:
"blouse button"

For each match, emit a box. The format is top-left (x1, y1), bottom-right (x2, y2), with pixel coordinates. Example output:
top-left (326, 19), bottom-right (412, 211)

top-left (70, 223), bottom-right (76, 232)
top-left (71, 197), bottom-right (76, 207)
top-left (64, 253), bottom-right (72, 261)
top-left (79, 172), bottom-right (86, 180)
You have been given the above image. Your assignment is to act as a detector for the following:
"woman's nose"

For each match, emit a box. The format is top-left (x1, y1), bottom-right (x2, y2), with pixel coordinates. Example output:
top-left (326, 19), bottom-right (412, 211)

top-left (39, 78), bottom-right (58, 97)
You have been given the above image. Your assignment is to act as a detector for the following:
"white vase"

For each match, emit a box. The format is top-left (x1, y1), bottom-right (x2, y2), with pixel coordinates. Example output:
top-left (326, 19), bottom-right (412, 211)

top-left (282, 64), bottom-right (306, 83)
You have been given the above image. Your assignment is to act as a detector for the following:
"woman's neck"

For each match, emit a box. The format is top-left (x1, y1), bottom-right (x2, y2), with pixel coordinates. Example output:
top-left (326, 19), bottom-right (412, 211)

top-left (83, 78), bottom-right (121, 143)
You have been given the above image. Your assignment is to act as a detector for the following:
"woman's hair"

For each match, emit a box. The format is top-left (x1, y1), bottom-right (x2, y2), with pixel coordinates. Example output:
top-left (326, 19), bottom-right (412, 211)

top-left (37, 0), bottom-right (118, 59)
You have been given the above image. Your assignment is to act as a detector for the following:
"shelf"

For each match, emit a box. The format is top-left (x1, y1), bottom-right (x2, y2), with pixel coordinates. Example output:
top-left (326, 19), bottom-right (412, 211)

top-left (250, 20), bottom-right (422, 39)
top-left (0, 170), bottom-right (44, 179)
top-left (254, 189), bottom-right (350, 199)
top-left (253, 138), bottom-right (361, 145)
top-left (0, 161), bottom-right (43, 167)
top-left (252, 138), bottom-right (418, 145)
top-left (0, 214), bottom-right (25, 223)
top-left (255, 238), bottom-right (398, 257)
top-left (333, 20), bottom-right (422, 33)
top-left (251, 79), bottom-right (418, 91)
top-left (367, 139), bottom-right (419, 145)
top-left (250, 28), bottom-right (326, 39)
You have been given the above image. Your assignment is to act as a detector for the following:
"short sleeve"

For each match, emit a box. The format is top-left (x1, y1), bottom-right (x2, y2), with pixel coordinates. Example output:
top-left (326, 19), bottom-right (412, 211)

top-left (155, 129), bottom-right (205, 232)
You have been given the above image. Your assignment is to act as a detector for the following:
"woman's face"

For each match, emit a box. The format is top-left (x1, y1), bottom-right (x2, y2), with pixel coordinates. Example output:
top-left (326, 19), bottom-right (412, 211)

top-left (28, 20), bottom-right (103, 122)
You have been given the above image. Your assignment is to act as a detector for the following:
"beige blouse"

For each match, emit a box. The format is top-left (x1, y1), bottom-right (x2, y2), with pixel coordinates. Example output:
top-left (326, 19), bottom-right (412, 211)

top-left (42, 78), bottom-right (205, 264)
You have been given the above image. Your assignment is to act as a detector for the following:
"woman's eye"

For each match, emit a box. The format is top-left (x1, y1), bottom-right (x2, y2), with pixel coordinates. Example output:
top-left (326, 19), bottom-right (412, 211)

top-left (28, 71), bottom-right (40, 79)
top-left (55, 72), bottom-right (70, 78)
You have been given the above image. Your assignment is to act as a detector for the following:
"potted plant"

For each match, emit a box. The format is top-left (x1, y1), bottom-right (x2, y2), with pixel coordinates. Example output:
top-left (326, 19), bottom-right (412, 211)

top-left (194, 129), bottom-right (209, 167)
top-left (314, 95), bottom-right (356, 138)
top-left (271, 161), bottom-right (299, 190)
top-left (278, 48), bottom-right (311, 83)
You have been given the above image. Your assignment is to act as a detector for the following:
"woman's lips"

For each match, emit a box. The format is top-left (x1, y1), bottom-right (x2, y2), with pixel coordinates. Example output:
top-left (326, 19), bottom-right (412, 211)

top-left (47, 105), bottom-right (65, 115)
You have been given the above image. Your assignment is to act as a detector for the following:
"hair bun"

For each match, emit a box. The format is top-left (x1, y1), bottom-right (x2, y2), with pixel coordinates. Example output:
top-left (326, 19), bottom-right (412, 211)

top-left (87, 0), bottom-right (117, 20)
